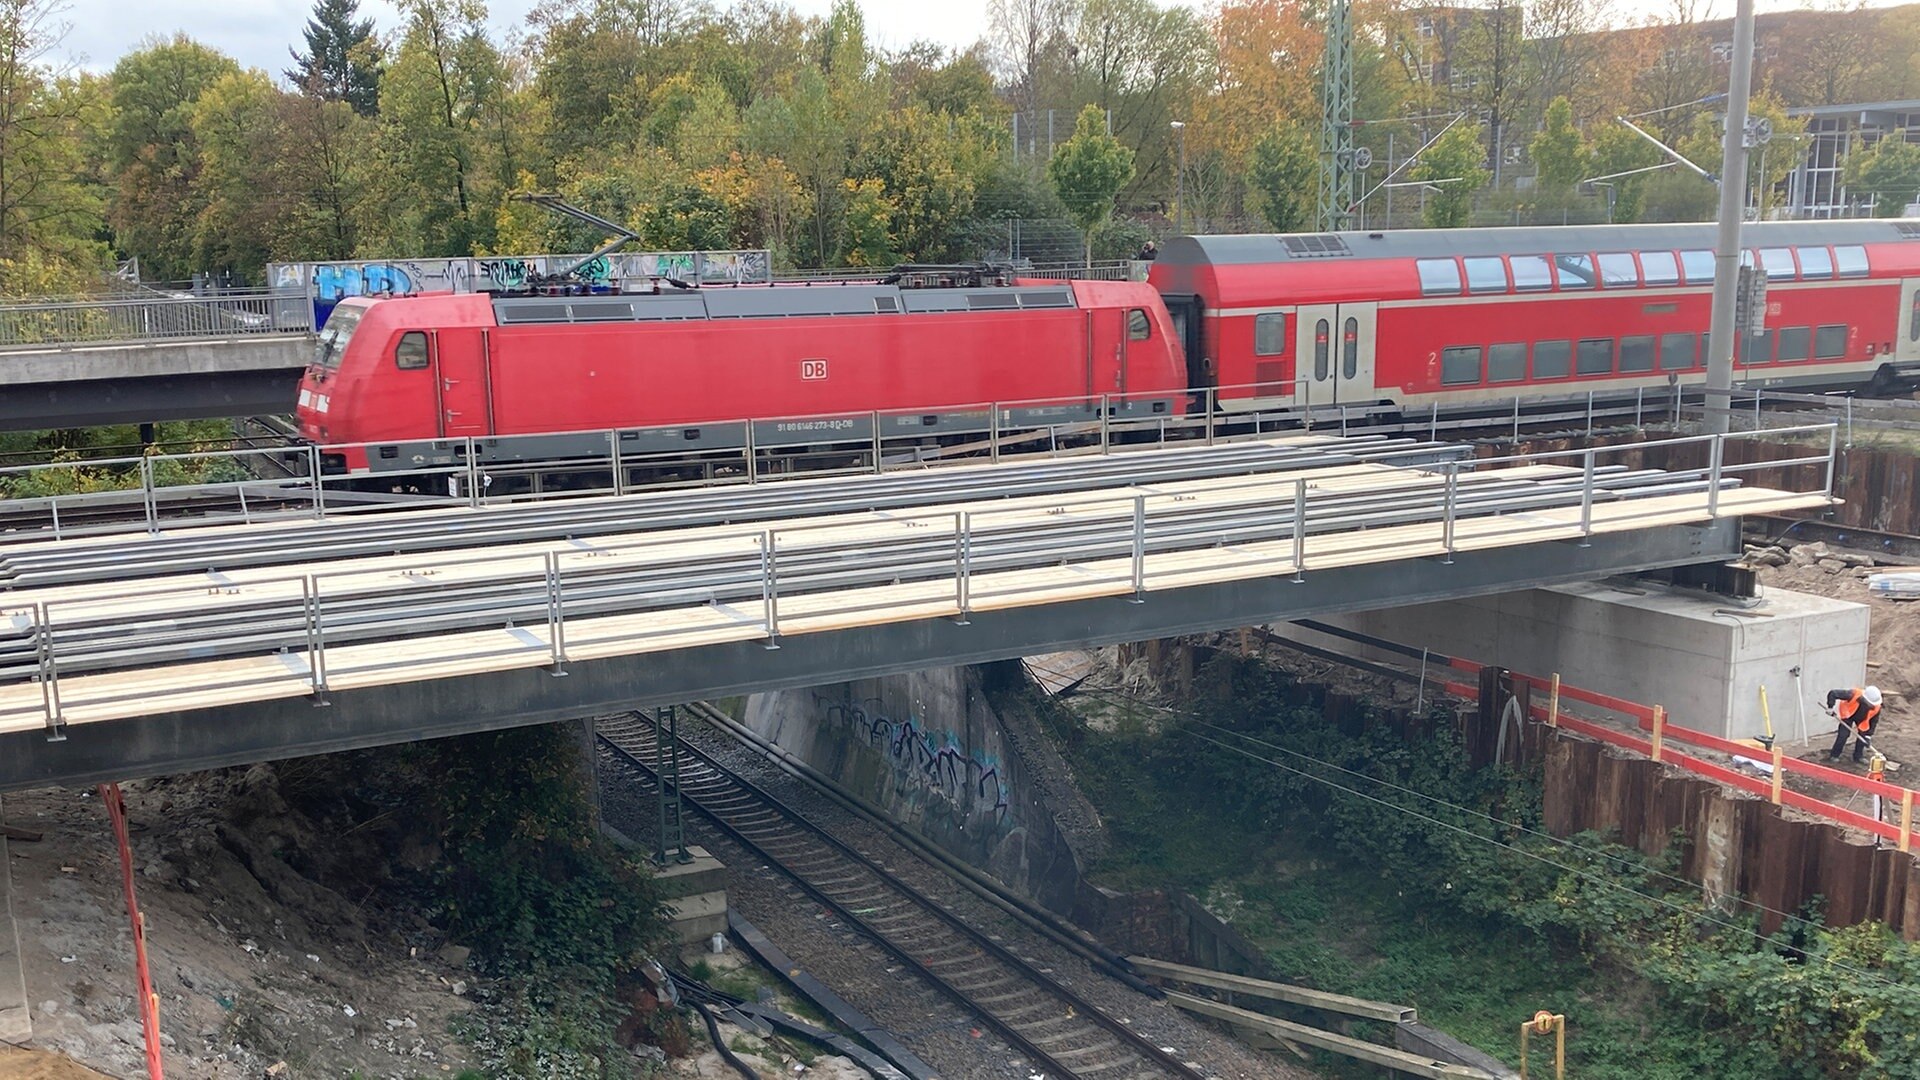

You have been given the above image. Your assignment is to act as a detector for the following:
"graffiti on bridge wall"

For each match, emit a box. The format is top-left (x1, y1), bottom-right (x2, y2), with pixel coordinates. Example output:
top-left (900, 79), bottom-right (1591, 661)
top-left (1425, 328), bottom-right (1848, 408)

top-left (819, 693), bottom-right (1013, 833)
top-left (270, 250), bottom-right (773, 301)
top-left (294, 259), bottom-right (474, 301)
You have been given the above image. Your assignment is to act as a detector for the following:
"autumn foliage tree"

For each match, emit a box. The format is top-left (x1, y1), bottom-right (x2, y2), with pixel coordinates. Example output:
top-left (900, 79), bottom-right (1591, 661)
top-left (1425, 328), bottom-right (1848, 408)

top-left (1047, 104), bottom-right (1134, 265)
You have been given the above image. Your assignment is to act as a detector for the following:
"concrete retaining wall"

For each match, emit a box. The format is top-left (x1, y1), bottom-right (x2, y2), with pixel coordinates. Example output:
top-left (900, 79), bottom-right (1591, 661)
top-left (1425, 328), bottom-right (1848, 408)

top-left (743, 664), bottom-right (1095, 914)
top-left (1279, 583), bottom-right (1867, 742)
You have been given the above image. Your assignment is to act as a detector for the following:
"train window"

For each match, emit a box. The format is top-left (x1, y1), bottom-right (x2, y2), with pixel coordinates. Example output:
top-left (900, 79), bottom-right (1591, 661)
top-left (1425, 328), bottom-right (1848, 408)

top-left (1254, 313), bottom-right (1286, 355)
top-left (1314, 319), bottom-right (1330, 379)
top-left (1797, 246), bottom-right (1834, 280)
top-left (1342, 317), bottom-right (1358, 377)
top-left (1488, 342), bottom-right (1527, 382)
top-left (1511, 255), bottom-right (1553, 291)
top-left (1576, 338), bottom-right (1614, 375)
top-left (1835, 245), bottom-right (1869, 278)
top-left (1533, 340), bottom-right (1572, 379)
top-left (1598, 253), bottom-right (1639, 287)
top-left (1127, 308), bottom-right (1151, 341)
top-left (1777, 326), bottom-right (1811, 362)
top-left (1660, 332), bottom-right (1697, 371)
top-left (1911, 292), bottom-right (1920, 342)
top-left (1417, 258), bottom-right (1462, 296)
top-left (394, 331), bottom-right (429, 370)
top-left (1554, 254), bottom-right (1596, 290)
top-left (1759, 247), bottom-right (1797, 281)
top-left (1464, 257), bottom-right (1508, 294)
top-left (1738, 329), bottom-right (1774, 365)
top-left (1442, 346), bottom-right (1482, 385)
top-left (1680, 249), bottom-right (1715, 284)
top-left (1619, 335), bottom-right (1655, 372)
top-left (1640, 251), bottom-right (1679, 287)
top-left (1816, 324), bottom-right (1847, 359)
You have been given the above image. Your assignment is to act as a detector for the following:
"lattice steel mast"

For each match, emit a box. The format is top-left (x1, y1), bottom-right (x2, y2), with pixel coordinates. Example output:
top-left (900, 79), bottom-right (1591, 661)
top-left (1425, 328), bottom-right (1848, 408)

top-left (1317, 0), bottom-right (1357, 231)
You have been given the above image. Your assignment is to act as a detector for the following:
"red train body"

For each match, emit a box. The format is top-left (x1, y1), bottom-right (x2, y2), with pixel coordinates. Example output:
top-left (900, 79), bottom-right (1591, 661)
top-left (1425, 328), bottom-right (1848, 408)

top-left (298, 278), bottom-right (1184, 470)
top-left (1150, 219), bottom-right (1920, 413)
top-left (299, 220), bottom-right (1920, 471)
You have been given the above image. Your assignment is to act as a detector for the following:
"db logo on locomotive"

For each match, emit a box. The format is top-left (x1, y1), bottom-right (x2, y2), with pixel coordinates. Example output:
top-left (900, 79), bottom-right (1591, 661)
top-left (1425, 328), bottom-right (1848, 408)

top-left (800, 358), bottom-right (829, 381)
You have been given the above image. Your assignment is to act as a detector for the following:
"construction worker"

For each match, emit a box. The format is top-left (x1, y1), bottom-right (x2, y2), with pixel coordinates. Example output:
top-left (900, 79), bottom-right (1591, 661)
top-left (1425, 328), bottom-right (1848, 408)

top-left (1826, 685), bottom-right (1883, 764)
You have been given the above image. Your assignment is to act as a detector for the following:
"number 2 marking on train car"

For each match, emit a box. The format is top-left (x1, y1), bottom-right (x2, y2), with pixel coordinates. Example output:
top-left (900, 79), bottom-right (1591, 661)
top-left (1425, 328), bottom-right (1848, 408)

top-left (801, 359), bottom-right (829, 380)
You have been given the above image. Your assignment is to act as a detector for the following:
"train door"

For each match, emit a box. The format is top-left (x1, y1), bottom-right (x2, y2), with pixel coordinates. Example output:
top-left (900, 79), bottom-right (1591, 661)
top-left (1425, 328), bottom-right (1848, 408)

top-left (1293, 302), bottom-right (1379, 408)
top-left (1898, 279), bottom-right (1920, 364)
top-left (1159, 293), bottom-right (1207, 390)
top-left (434, 327), bottom-right (492, 438)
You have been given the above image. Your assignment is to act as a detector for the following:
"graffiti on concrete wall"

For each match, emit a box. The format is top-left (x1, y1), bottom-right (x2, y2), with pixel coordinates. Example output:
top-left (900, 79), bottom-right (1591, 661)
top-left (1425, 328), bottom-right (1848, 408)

top-left (269, 249), bottom-right (773, 303)
top-left (820, 693), bottom-right (1013, 831)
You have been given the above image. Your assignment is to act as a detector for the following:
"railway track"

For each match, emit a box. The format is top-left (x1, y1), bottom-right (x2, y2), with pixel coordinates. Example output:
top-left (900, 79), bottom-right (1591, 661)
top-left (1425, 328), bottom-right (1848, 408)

top-left (595, 709), bottom-right (1210, 1080)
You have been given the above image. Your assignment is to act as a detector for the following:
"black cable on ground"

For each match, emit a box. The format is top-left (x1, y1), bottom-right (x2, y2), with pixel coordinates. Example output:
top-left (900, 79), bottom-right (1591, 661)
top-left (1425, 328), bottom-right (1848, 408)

top-left (688, 995), bottom-right (761, 1080)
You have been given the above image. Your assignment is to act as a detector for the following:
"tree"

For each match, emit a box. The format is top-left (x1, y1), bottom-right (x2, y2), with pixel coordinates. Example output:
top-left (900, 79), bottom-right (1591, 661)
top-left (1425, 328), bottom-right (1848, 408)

top-left (0, 1), bottom-right (107, 283)
top-left (1247, 123), bottom-right (1315, 232)
top-left (1529, 96), bottom-right (1589, 204)
top-left (188, 70), bottom-right (287, 278)
top-left (1047, 104), bottom-right (1134, 265)
top-left (1846, 132), bottom-right (1920, 216)
top-left (840, 177), bottom-right (893, 266)
top-left (286, 0), bottom-right (382, 116)
top-left (106, 35), bottom-right (240, 280)
top-left (1411, 123), bottom-right (1489, 227)
top-left (1587, 121), bottom-right (1660, 222)
top-left (358, 0), bottom-right (517, 256)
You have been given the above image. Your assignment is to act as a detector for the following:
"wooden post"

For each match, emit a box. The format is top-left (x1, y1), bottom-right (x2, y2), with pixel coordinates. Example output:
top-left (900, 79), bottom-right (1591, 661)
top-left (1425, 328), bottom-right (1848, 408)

top-left (1902, 790), bottom-right (1914, 854)
top-left (1547, 674), bottom-right (1561, 728)
top-left (1651, 706), bottom-right (1666, 762)
top-left (1770, 744), bottom-right (1785, 804)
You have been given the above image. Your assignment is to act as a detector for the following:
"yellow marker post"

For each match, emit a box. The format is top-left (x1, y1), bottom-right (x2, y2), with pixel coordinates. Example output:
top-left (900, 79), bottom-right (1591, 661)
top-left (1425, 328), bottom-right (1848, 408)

top-left (1771, 743), bottom-right (1785, 804)
top-left (1548, 674), bottom-right (1561, 728)
top-left (1519, 1011), bottom-right (1567, 1080)
top-left (1759, 684), bottom-right (1775, 744)
top-left (1651, 705), bottom-right (1666, 763)
top-left (1901, 790), bottom-right (1914, 854)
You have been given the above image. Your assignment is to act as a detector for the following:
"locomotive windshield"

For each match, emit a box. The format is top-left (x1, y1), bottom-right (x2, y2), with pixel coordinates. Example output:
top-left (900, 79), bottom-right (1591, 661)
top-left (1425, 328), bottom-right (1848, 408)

top-left (313, 303), bottom-right (365, 371)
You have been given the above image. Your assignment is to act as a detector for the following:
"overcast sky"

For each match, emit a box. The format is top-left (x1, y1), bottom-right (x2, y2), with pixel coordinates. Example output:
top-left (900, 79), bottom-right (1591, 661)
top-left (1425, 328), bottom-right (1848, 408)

top-left (46, 0), bottom-right (1920, 76)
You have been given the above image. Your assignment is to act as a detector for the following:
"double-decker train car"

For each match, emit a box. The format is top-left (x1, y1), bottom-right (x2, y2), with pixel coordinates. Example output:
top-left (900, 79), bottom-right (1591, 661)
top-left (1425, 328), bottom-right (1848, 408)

top-left (1150, 219), bottom-right (1920, 413)
top-left (298, 273), bottom-right (1186, 472)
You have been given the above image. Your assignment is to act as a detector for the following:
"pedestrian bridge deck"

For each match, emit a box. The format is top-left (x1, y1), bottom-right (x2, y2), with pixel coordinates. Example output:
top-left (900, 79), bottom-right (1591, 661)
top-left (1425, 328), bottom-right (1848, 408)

top-left (0, 429), bottom-right (1836, 790)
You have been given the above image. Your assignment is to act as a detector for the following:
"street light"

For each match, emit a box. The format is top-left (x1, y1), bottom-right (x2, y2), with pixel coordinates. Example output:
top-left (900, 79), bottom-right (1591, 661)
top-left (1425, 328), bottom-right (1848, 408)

top-left (1170, 120), bottom-right (1187, 235)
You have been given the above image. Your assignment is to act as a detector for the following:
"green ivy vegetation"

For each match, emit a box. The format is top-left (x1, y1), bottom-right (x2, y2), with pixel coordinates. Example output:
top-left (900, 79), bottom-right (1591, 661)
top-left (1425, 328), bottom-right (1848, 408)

top-left (0, 419), bottom-right (254, 498)
top-left (1043, 654), bottom-right (1920, 1079)
top-left (417, 725), bottom-right (674, 1079)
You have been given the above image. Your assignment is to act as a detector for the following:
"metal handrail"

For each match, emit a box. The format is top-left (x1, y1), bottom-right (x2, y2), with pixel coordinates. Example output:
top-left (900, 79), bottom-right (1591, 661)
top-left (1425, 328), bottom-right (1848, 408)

top-left (0, 289), bottom-right (312, 348)
top-left (0, 422), bottom-right (1835, 734)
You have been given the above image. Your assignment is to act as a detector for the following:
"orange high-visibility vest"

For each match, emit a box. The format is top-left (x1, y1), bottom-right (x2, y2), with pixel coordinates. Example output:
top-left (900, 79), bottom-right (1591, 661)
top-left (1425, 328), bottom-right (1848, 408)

top-left (1838, 689), bottom-right (1881, 734)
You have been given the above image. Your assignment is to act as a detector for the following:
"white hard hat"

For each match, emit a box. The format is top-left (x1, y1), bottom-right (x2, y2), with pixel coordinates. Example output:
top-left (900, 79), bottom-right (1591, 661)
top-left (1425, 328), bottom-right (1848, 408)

top-left (1865, 686), bottom-right (1883, 707)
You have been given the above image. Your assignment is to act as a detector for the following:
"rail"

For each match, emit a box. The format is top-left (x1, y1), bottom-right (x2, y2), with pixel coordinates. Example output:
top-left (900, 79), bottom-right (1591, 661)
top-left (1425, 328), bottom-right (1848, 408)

top-left (0, 289), bottom-right (312, 347)
top-left (0, 424), bottom-right (1836, 736)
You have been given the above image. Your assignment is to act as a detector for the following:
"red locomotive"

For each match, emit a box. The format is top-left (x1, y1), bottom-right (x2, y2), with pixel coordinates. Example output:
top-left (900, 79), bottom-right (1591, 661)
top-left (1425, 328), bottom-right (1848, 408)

top-left (299, 220), bottom-right (1920, 473)
top-left (298, 270), bottom-right (1184, 472)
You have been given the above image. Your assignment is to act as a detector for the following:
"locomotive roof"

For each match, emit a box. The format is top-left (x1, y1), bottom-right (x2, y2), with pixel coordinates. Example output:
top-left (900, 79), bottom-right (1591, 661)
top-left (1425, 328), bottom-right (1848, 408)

top-left (488, 282), bottom-right (1084, 325)
top-left (1158, 219), bottom-right (1920, 267)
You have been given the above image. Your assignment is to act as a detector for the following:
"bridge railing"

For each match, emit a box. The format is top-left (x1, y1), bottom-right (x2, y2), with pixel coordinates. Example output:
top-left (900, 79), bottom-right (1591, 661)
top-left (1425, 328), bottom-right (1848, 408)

top-left (0, 421), bottom-right (1838, 735)
top-left (0, 378), bottom-right (1817, 542)
top-left (0, 289), bottom-right (313, 348)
